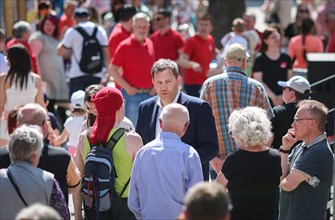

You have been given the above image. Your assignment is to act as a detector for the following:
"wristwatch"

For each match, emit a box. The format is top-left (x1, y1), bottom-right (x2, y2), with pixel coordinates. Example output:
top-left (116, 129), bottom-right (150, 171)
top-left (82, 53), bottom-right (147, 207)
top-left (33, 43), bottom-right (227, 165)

top-left (279, 146), bottom-right (290, 154)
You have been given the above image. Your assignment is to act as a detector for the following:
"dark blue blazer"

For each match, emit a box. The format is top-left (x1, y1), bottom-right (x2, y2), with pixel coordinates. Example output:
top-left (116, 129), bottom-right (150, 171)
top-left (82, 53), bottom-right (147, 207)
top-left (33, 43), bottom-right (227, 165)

top-left (136, 92), bottom-right (219, 180)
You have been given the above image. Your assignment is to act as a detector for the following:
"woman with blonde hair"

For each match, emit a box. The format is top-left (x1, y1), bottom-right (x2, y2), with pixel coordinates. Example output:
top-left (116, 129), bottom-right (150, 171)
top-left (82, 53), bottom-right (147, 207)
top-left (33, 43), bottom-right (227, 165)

top-left (216, 106), bottom-right (281, 220)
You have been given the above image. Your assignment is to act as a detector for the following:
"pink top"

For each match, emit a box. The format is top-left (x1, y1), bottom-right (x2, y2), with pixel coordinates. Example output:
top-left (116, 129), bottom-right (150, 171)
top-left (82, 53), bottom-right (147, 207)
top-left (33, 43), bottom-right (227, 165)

top-left (288, 35), bottom-right (323, 69)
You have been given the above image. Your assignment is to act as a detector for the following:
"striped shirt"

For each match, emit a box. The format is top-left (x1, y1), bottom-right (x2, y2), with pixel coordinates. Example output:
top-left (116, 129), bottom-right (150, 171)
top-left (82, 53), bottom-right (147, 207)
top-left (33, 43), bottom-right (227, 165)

top-left (200, 67), bottom-right (274, 158)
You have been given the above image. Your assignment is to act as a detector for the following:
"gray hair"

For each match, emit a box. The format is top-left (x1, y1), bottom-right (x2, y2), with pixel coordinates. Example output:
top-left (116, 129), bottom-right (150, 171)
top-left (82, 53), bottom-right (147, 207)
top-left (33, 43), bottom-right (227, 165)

top-left (229, 106), bottom-right (272, 148)
top-left (13, 21), bottom-right (31, 38)
top-left (15, 203), bottom-right (61, 220)
top-left (17, 103), bottom-right (47, 126)
top-left (297, 100), bottom-right (328, 132)
top-left (151, 59), bottom-right (179, 79)
top-left (133, 12), bottom-right (150, 23)
top-left (8, 125), bottom-right (43, 163)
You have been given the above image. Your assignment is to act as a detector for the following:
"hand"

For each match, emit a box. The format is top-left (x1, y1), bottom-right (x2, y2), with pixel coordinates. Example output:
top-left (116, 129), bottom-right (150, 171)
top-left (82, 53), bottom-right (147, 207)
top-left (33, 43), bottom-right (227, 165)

top-left (191, 62), bottom-right (202, 73)
top-left (48, 132), bottom-right (58, 147)
top-left (274, 95), bottom-right (283, 106)
top-left (125, 86), bottom-right (139, 95)
top-left (100, 74), bottom-right (110, 86)
top-left (282, 128), bottom-right (298, 150)
top-left (210, 157), bottom-right (224, 174)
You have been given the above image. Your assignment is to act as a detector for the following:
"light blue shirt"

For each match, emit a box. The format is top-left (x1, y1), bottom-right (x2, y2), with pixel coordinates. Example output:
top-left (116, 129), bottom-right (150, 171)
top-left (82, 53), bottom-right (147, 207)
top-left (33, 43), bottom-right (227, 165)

top-left (128, 132), bottom-right (203, 219)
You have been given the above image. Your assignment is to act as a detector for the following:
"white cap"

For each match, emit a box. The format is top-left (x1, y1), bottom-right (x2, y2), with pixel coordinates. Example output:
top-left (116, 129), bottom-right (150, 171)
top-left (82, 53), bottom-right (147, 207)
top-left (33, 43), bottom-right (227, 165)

top-left (277, 76), bottom-right (311, 94)
top-left (70, 90), bottom-right (85, 109)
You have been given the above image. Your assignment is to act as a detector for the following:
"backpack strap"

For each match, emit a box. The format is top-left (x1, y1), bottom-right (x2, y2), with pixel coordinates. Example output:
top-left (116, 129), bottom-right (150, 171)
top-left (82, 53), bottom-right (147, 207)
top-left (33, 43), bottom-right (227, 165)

top-left (7, 169), bottom-right (28, 207)
top-left (86, 127), bottom-right (125, 150)
top-left (74, 26), bottom-right (90, 40)
top-left (105, 128), bottom-right (125, 151)
top-left (119, 177), bottom-right (130, 197)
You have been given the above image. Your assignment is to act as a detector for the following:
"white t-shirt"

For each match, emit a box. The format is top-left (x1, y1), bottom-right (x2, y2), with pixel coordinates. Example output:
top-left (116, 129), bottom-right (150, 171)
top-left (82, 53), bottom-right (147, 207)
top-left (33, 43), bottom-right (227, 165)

top-left (64, 115), bottom-right (85, 147)
top-left (0, 53), bottom-right (9, 74)
top-left (60, 21), bottom-right (108, 79)
top-left (220, 32), bottom-right (248, 58)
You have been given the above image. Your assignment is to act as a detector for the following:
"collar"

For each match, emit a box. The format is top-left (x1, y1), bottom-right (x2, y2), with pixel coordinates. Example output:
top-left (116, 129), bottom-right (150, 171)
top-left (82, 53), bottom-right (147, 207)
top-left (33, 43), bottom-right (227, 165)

top-left (225, 67), bottom-right (246, 76)
top-left (158, 131), bottom-right (181, 141)
top-left (156, 90), bottom-right (180, 108)
top-left (130, 35), bottom-right (148, 47)
top-left (302, 132), bottom-right (327, 148)
top-left (159, 28), bottom-right (172, 36)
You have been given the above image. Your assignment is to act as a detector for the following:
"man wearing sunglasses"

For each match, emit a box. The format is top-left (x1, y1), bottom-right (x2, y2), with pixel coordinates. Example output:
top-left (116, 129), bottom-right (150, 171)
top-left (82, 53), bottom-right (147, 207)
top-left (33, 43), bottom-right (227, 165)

top-left (150, 9), bottom-right (184, 61)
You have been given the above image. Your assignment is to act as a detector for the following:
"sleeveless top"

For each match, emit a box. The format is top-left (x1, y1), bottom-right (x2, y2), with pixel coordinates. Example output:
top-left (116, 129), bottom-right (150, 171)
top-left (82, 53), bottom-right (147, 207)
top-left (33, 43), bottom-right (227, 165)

top-left (5, 74), bottom-right (38, 112)
top-left (83, 128), bottom-right (133, 197)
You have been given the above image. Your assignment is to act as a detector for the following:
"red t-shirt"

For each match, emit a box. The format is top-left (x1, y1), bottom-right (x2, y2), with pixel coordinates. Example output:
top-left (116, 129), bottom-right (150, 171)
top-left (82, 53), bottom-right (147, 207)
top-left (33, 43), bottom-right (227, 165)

top-left (327, 29), bottom-right (335, 53)
top-left (111, 36), bottom-right (155, 89)
top-left (108, 23), bottom-right (132, 59)
top-left (183, 34), bottom-right (215, 85)
top-left (150, 28), bottom-right (184, 60)
top-left (58, 14), bottom-right (75, 35)
top-left (6, 39), bottom-right (39, 75)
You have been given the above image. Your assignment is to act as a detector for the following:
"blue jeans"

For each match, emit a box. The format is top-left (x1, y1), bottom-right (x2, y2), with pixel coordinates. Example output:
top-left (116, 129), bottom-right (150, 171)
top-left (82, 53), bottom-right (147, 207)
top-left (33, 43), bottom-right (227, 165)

top-left (69, 76), bottom-right (101, 98)
top-left (121, 89), bottom-right (151, 127)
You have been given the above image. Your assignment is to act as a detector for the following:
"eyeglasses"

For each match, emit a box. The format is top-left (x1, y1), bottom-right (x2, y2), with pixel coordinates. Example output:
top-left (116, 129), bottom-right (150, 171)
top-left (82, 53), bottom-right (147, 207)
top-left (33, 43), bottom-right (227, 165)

top-left (293, 117), bottom-right (315, 122)
top-left (42, 118), bottom-right (51, 125)
top-left (85, 104), bottom-right (96, 113)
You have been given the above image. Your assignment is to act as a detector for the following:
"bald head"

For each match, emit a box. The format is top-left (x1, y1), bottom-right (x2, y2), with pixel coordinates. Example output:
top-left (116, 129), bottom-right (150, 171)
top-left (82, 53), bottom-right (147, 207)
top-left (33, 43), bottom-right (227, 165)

top-left (17, 103), bottom-right (47, 129)
top-left (159, 103), bottom-right (189, 137)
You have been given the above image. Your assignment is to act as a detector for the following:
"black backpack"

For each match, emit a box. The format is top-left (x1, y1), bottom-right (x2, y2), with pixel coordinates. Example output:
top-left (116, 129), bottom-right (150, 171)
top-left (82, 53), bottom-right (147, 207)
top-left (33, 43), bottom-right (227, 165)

top-left (82, 128), bottom-right (128, 219)
top-left (74, 26), bottom-right (103, 75)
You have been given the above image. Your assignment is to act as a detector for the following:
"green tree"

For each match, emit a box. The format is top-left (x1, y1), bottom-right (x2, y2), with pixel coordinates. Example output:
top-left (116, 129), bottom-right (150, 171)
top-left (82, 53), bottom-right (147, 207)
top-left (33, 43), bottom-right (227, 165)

top-left (208, 0), bottom-right (246, 49)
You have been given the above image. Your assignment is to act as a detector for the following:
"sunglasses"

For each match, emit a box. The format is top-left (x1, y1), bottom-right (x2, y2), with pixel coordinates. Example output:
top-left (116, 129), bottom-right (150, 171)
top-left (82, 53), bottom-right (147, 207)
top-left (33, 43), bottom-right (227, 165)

top-left (299, 9), bottom-right (308, 13)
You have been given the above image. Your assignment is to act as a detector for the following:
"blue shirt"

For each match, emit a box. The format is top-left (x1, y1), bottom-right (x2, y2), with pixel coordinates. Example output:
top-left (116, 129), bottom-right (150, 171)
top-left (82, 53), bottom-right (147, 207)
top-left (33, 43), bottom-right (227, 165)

top-left (128, 132), bottom-right (203, 219)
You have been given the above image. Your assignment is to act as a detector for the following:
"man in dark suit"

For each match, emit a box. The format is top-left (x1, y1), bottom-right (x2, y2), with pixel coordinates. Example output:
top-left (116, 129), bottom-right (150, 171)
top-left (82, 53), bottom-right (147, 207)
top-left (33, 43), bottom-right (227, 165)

top-left (136, 59), bottom-right (219, 180)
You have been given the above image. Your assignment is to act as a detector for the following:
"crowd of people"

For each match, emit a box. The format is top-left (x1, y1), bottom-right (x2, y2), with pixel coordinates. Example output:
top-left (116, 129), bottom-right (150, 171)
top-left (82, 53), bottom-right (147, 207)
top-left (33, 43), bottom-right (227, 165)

top-left (0, 0), bottom-right (334, 219)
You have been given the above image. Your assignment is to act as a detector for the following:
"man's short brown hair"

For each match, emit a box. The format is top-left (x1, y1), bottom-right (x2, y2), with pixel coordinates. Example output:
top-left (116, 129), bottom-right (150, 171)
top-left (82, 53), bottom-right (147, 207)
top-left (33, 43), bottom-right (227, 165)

top-left (298, 100), bottom-right (328, 131)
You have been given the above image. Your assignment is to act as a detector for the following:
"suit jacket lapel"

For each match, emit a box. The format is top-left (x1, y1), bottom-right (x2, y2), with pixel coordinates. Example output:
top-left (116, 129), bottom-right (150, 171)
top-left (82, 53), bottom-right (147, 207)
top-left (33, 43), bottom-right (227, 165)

top-left (150, 98), bottom-right (159, 139)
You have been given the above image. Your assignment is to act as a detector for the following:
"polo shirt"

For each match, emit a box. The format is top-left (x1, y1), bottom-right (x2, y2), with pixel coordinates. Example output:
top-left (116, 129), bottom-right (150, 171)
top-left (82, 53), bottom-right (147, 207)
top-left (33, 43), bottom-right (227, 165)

top-left (6, 39), bottom-right (39, 75)
top-left (108, 23), bottom-right (132, 59)
top-left (150, 28), bottom-right (184, 60)
top-left (111, 35), bottom-right (155, 89)
top-left (183, 34), bottom-right (215, 85)
top-left (279, 133), bottom-right (333, 220)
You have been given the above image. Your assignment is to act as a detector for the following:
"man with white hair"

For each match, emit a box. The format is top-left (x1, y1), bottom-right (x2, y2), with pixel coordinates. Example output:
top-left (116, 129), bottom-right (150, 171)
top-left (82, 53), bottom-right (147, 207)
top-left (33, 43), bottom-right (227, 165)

top-left (6, 21), bottom-right (39, 74)
top-left (0, 125), bottom-right (69, 220)
top-left (200, 43), bottom-right (273, 178)
top-left (0, 103), bottom-right (81, 204)
top-left (128, 103), bottom-right (203, 219)
top-left (108, 12), bottom-right (156, 125)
